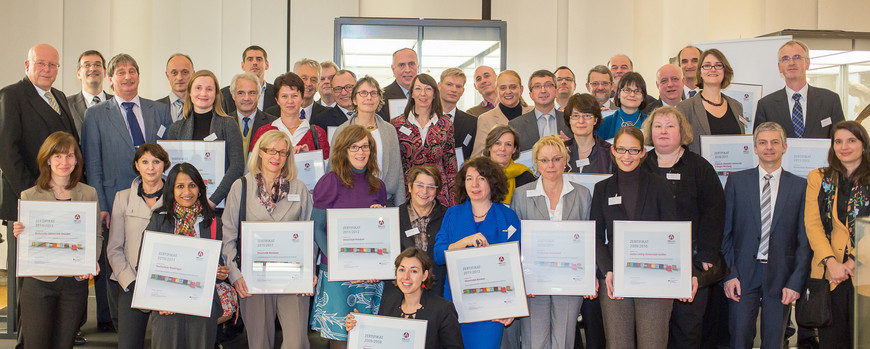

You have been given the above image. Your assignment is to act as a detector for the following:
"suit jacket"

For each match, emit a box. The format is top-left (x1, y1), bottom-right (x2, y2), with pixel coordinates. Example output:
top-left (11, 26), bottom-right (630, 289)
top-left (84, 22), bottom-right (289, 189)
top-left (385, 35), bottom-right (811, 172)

top-left (0, 77), bottom-right (77, 220)
top-left (67, 91), bottom-right (113, 136)
top-left (155, 96), bottom-right (170, 105)
top-left (332, 115), bottom-right (406, 206)
top-left (452, 109), bottom-right (478, 160)
top-left (381, 80), bottom-right (407, 120)
top-left (311, 105), bottom-right (353, 131)
top-left (220, 82), bottom-right (277, 115)
top-left (264, 100), bottom-right (327, 121)
top-left (235, 109), bottom-right (276, 138)
top-left (470, 104), bottom-right (535, 157)
top-left (507, 108), bottom-right (569, 152)
top-left (21, 183), bottom-right (101, 282)
top-left (754, 86), bottom-right (845, 139)
top-left (642, 98), bottom-right (666, 115)
top-left (107, 178), bottom-right (163, 289)
top-left (81, 96), bottom-right (172, 213)
top-left (511, 176), bottom-right (592, 221)
top-left (379, 289), bottom-right (464, 349)
top-left (721, 167), bottom-right (810, 294)
top-left (676, 94), bottom-right (746, 154)
top-left (466, 103), bottom-right (492, 117)
top-left (166, 112), bottom-right (244, 205)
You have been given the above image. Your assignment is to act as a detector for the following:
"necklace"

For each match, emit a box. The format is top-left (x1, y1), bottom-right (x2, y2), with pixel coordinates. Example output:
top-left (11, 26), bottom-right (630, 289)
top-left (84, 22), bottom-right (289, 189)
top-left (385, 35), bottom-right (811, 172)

top-left (473, 203), bottom-right (492, 219)
top-left (700, 92), bottom-right (724, 106)
top-left (620, 112), bottom-right (641, 127)
top-left (576, 140), bottom-right (595, 154)
top-left (139, 182), bottom-right (164, 199)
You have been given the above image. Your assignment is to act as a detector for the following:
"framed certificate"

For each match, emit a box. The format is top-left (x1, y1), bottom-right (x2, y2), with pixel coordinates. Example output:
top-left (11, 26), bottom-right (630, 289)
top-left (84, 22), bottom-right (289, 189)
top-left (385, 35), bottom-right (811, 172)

top-left (388, 99), bottom-right (408, 119)
top-left (612, 221), bottom-right (692, 299)
top-left (347, 313), bottom-right (427, 349)
top-left (564, 173), bottom-right (611, 198)
top-left (241, 221), bottom-right (315, 294)
top-left (700, 135), bottom-right (757, 186)
top-left (722, 82), bottom-right (763, 134)
top-left (157, 140), bottom-right (226, 207)
top-left (521, 220), bottom-right (596, 296)
top-left (445, 242), bottom-right (529, 323)
top-left (16, 200), bottom-right (98, 277)
top-left (782, 138), bottom-right (829, 178)
top-left (294, 150), bottom-right (326, 191)
top-left (132, 231), bottom-right (222, 317)
top-left (327, 207), bottom-right (401, 281)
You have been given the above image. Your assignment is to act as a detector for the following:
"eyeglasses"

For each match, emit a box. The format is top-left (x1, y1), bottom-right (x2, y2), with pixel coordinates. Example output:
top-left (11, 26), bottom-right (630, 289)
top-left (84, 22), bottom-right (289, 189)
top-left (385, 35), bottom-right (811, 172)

top-left (700, 63), bottom-right (725, 71)
top-left (356, 90), bottom-right (379, 98)
top-left (779, 54), bottom-right (806, 63)
top-left (261, 148), bottom-right (290, 157)
top-left (412, 182), bottom-right (439, 190)
top-left (537, 156), bottom-right (564, 165)
top-left (332, 84), bottom-right (354, 93)
top-left (349, 144), bottom-right (371, 152)
top-left (621, 87), bottom-right (642, 95)
top-left (530, 83), bottom-right (556, 91)
top-left (33, 61), bottom-right (60, 70)
top-left (556, 77), bottom-right (575, 83)
top-left (80, 62), bottom-right (103, 69)
top-left (588, 81), bottom-right (611, 87)
top-left (569, 113), bottom-right (595, 120)
top-left (613, 147), bottom-right (643, 155)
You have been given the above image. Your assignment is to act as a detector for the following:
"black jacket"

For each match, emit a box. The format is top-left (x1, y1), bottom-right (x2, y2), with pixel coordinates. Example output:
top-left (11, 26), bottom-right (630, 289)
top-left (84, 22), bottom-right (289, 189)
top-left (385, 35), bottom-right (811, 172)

top-left (379, 289), bottom-right (464, 349)
top-left (398, 202), bottom-right (448, 296)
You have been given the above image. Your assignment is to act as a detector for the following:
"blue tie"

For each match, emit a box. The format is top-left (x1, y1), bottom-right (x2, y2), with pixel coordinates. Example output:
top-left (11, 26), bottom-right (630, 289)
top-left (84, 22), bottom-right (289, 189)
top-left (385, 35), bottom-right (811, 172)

top-left (242, 117), bottom-right (251, 137)
top-left (688, 90), bottom-right (697, 98)
top-left (300, 109), bottom-right (306, 120)
top-left (792, 93), bottom-right (804, 137)
top-left (122, 102), bottom-right (145, 146)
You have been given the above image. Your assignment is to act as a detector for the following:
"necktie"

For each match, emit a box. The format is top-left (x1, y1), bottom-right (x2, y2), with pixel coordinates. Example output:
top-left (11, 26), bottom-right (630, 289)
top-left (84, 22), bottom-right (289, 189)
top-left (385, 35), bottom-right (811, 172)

top-left (300, 109), bottom-right (306, 120)
top-left (758, 174), bottom-right (773, 258)
top-left (541, 114), bottom-right (553, 137)
top-left (688, 90), bottom-right (697, 98)
top-left (172, 99), bottom-right (184, 120)
top-left (242, 117), bottom-right (251, 137)
top-left (91, 95), bottom-right (101, 107)
top-left (45, 91), bottom-right (60, 114)
top-left (792, 93), bottom-right (804, 138)
top-left (122, 102), bottom-right (145, 146)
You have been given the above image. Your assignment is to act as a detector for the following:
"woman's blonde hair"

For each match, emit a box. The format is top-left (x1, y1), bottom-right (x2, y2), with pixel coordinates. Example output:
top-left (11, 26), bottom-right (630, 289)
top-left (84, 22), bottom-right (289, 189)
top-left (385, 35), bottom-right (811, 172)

top-left (531, 135), bottom-right (570, 173)
top-left (182, 70), bottom-right (227, 118)
top-left (247, 129), bottom-right (297, 181)
top-left (641, 106), bottom-right (694, 146)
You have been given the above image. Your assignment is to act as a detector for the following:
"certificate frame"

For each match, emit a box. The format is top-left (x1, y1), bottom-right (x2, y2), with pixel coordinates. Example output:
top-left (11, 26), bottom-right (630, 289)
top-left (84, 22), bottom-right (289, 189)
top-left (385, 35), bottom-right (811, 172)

top-left (564, 173), bottom-right (611, 198)
top-left (781, 138), bottom-right (829, 178)
top-left (241, 221), bottom-right (315, 294)
top-left (699, 135), bottom-right (757, 186)
top-left (327, 207), bottom-right (401, 281)
top-left (347, 313), bottom-right (428, 349)
top-left (157, 140), bottom-right (226, 207)
top-left (445, 242), bottom-right (529, 323)
top-left (294, 150), bottom-right (326, 191)
top-left (521, 220), bottom-right (596, 296)
top-left (132, 231), bottom-right (222, 317)
top-left (16, 200), bottom-right (98, 277)
top-left (722, 82), bottom-right (763, 134)
top-left (612, 221), bottom-right (692, 299)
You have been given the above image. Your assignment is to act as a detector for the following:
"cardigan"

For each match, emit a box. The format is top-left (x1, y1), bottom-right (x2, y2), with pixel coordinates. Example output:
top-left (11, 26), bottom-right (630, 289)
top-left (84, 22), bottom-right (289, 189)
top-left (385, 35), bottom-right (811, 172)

top-left (333, 115), bottom-right (405, 206)
top-left (107, 177), bottom-right (163, 289)
top-left (676, 93), bottom-right (746, 154)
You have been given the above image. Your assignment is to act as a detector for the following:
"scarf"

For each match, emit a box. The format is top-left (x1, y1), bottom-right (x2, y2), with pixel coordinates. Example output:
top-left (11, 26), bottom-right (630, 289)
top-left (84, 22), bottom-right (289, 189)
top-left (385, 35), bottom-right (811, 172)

top-left (818, 171), bottom-right (870, 250)
top-left (503, 160), bottom-right (531, 204)
top-left (407, 204), bottom-right (432, 251)
top-left (256, 173), bottom-right (289, 214)
top-left (173, 201), bottom-right (202, 237)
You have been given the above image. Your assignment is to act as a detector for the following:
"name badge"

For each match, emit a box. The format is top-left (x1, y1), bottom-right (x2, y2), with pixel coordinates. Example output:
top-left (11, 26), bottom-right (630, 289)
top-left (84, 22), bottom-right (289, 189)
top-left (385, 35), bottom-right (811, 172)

top-left (576, 158), bottom-right (590, 168)
top-left (608, 195), bottom-right (622, 206)
top-left (287, 194), bottom-right (301, 202)
top-left (666, 173), bottom-right (681, 181)
top-left (505, 225), bottom-right (517, 239)
top-left (821, 117), bottom-right (832, 127)
top-left (399, 126), bottom-right (412, 136)
top-left (404, 228), bottom-right (421, 237)
top-left (463, 134), bottom-right (472, 146)
top-left (203, 133), bottom-right (218, 141)
top-left (157, 125), bottom-right (166, 138)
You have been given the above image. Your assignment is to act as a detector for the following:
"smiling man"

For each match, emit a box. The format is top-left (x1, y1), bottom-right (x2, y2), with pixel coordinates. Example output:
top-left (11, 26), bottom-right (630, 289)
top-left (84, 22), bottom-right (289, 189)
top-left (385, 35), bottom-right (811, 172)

top-left (467, 65), bottom-right (498, 116)
top-left (311, 69), bottom-right (357, 130)
top-left (156, 53), bottom-right (193, 122)
top-left (677, 46), bottom-right (702, 98)
top-left (586, 65), bottom-right (614, 110)
top-left (644, 64), bottom-right (683, 114)
top-left (221, 46), bottom-right (277, 115)
top-left (554, 66), bottom-right (577, 111)
top-left (68, 50), bottom-right (113, 136)
top-left (382, 48), bottom-right (418, 119)
top-left (508, 70), bottom-right (571, 151)
top-left (230, 72), bottom-right (277, 159)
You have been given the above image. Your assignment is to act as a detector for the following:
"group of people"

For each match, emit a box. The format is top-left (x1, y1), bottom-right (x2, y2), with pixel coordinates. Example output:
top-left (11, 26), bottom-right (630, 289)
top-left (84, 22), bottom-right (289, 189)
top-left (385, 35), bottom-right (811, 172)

top-left (0, 37), bottom-right (861, 349)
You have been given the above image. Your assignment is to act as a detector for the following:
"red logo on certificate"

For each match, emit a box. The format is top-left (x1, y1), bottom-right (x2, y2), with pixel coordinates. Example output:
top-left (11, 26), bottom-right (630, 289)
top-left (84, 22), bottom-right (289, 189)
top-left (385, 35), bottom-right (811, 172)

top-left (292, 233), bottom-right (299, 240)
top-left (668, 234), bottom-right (675, 241)
top-left (197, 251), bottom-right (204, 257)
top-left (205, 152), bottom-right (211, 158)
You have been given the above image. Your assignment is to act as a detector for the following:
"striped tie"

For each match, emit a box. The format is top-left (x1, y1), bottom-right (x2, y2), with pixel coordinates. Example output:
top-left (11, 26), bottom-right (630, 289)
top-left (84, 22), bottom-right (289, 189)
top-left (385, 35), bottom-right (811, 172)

top-left (44, 91), bottom-right (60, 114)
top-left (758, 174), bottom-right (773, 258)
top-left (792, 93), bottom-right (804, 137)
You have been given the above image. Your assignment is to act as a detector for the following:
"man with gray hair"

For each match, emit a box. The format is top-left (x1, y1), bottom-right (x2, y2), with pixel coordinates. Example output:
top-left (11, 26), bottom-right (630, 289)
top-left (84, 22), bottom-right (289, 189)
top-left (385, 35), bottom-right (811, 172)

top-left (230, 72), bottom-right (277, 160)
top-left (643, 64), bottom-right (683, 114)
top-left (156, 53), bottom-right (193, 121)
top-left (312, 69), bottom-right (357, 130)
top-left (265, 58), bottom-right (327, 119)
top-left (381, 48), bottom-right (418, 119)
top-left (317, 61), bottom-right (339, 107)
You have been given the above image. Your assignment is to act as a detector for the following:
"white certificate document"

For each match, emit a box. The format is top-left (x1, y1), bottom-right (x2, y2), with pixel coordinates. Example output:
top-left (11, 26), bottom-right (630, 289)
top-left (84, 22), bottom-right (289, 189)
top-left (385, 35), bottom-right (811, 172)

top-left (781, 138), bottom-right (829, 178)
top-left (722, 82), bottom-right (763, 134)
top-left (455, 147), bottom-right (465, 169)
top-left (516, 150), bottom-right (534, 169)
top-left (445, 242), bottom-right (529, 323)
top-left (347, 314), bottom-right (427, 349)
top-left (388, 99), bottom-right (408, 119)
top-left (158, 140), bottom-right (226, 207)
top-left (132, 231), bottom-right (221, 317)
top-left (612, 221), bottom-right (692, 299)
top-left (327, 208), bottom-right (400, 281)
top-left (700, 135), bottom-right (757, 186)
top-left (241, 221), bottom-right (315, 294)
top-left (521, 221), bottom-right (596, 296)
top-left (16, 200), bottom-right (98, 277)
top-left (294, 150), bottom-right (326, 191)
top-left (564, 173), bottom-right (612, 198)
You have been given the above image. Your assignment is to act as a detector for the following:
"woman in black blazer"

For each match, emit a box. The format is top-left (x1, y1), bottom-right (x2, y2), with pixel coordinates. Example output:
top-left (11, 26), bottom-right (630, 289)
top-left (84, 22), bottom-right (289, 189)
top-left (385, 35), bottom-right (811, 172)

top-left (590, 126), bottom-right (690, 349)
top-left (145, 163), bottom-right (229, 349)
top-left (398, 165), bottom-right (448, 296)
top-left (345, 247), bottom-right (464, 349)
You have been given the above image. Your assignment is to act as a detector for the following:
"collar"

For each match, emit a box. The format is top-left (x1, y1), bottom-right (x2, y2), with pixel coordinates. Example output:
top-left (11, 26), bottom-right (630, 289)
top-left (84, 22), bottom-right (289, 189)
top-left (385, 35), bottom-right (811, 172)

top-left (445, 107), bottom-right (457, 122)
top-left (534, 107), bottom-right (556, 118)
top-left (169, 92), bottom-right (183, 104)
top-left (785, 83), bottom-right (809, 100)
top-left (238, 109), bottom-right (257, 119)
top-left (81, 90), bottom-right (106, 104)
top-left (337, 105), bottom-right (353, 118)
top-left (683, 85), bottom-right (698, 95)
top-left (661, 98), bottom-right (677, 108)
top-left (526, 175), bottom-right (574, 198)
top-left (301, 103), bottom-right (313, 117)
top-left (33, 83), bottom-right (51, 97)
top-left (115, 94), bottom-right (141, 106)
top-left (758, 166), bottom-right (783, 182)
top-left (408, 113), bottom-right (438, 129)
top-left (399, 83), bottom-right (410, 98)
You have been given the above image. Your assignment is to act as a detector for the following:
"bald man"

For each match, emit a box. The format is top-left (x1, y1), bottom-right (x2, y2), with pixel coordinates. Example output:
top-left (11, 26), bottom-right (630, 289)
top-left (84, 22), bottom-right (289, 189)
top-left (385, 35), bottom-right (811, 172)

top-left (643, 64), bottom-right (683, 114)
top-left (467, 65), bottom-right (498, 116)
top-left (608, 53), bottom-right (657, 108)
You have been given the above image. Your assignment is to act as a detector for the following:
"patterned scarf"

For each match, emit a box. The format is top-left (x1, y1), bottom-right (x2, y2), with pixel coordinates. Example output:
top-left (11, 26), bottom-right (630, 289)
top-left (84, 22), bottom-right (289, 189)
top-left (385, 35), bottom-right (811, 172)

top-left (818, 171), bottom-right (870, 248)
top-left (256, 173), bottom-right (289, 214)
top-left (407, 204), bottom-right (432, 251)
top-left (173, 201), bottom-right (202, 237)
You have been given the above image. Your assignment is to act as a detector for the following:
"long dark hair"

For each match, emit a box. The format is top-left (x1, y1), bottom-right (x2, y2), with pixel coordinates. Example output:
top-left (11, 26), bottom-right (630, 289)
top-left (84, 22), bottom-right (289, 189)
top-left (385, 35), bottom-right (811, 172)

top-left (160, 163), bottom-right (215, 223)
top-left (826, 121), bottom-right (870, 185)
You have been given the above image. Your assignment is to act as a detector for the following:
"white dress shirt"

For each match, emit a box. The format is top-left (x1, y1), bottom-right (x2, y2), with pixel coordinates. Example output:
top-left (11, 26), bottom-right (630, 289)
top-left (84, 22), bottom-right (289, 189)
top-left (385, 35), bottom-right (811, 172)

top-left (114, 95), bottom-right (146, 142)
top-left (525, 175), bottom-right (575, 221)
top-left (408, 113), bottom-right (438, 144)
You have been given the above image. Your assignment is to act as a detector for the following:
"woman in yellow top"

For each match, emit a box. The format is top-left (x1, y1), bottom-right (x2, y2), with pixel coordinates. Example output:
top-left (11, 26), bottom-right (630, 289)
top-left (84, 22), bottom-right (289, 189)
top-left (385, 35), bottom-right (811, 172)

top-left (805, 120), bottom-right (870, 348)
top-left (481, 124), bottom-right (536, 203)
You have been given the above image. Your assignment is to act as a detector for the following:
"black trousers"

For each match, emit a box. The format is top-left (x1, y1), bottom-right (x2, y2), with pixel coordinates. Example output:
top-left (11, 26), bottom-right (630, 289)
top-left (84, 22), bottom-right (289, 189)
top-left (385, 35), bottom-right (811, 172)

top-left (668, 286), bottom-right (711, 349)
top-left (818, 279), bottom-right (854, 349)
top-left (117, 281), bottom-right (151, 349)
top-left (579, 296), bottom-right (606, 349)
top-left (19, 276), bottom-right (89, 349)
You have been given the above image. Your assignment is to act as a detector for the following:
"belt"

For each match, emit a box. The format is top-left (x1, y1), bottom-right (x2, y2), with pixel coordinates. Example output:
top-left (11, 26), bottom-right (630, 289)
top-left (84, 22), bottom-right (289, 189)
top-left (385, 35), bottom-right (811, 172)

top-left (757, 259), bottom-right (768, 264)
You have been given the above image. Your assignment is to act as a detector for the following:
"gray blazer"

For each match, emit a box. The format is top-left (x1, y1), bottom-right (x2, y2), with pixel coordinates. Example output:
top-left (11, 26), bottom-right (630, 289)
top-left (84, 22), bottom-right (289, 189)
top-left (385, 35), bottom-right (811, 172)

top-left (221, 173), bottom-right (313, 283)
top-left (508, 109), bottom-right (570, 152)
top-left (21, 183), bottom-right (101, 282)
top-left (107, 178), bottom-right (163, 290)
top-left (510, 176), bottom-right (592, 221)
top-left (81, 97), bottom-right (172, 213)
top-left (332, 115), bottom-right (406, 206)
top-left (67, 91), bottom-right (112, 137)
top-left (167, 112), bottom-right (245, 204)
top-left (676, 94), bottom-right (746, 154)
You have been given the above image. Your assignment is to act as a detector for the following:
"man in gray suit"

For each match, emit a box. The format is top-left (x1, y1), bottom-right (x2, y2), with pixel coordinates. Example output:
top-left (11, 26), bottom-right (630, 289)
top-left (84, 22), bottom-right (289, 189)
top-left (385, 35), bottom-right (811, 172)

top-left (67, 50), bottom-right (112, 136)
top-left (155, 53), bottom-right (193, 122)
top-left (229, 72), bottom-right (276, 160)
top-left (754, 40), bottom-right (845, 139)
top-left (508, 70), bottom-right (570, 152)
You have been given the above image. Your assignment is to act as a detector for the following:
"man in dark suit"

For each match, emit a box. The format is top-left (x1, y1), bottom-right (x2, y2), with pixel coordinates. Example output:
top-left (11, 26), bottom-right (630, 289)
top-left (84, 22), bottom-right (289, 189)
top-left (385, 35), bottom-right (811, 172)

top-left (228, 72), bottom-right (276, 158)
top-left (67, 50), bottom-right (113, 136)
top-left (643, 64), bottom-right (683, 114)
top-left (311, 69), bottom-right (356, 132)
top-left (678, 46), bottom-right (702, 99)
top-left (466, 65), bottom-right (498, 117)
top-left (508, 70), bottom-right (570, 152)
top-left (155, 53), bottom-right (193, 122)
top-left (554, 66), bottom-right (577, 111)
top-left (221, 45), bottom-right (277, 115)
top-left (438, 68), bottom-right (477, 161)
top-left (381, 48), bottom-right (418, 120)
top-left (721, 122), bottom-right (811, 349)
top-left (264, 59), bottom-right (327, 119)
top-left (316, 61), bottom-right (338, 108)
top-left (755, 40), bottom-right (845, 139)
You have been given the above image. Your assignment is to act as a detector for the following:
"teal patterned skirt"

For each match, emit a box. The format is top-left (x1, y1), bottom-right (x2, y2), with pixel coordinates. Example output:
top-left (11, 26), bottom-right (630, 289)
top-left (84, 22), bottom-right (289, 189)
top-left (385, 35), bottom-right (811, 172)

top-left (309, 268), bottom-right (383, 340)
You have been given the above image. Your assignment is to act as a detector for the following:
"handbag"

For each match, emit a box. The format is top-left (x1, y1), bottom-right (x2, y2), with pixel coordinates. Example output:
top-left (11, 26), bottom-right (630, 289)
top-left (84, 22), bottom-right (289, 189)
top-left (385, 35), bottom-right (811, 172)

top-left (795, 265), bottom-right (833, 328)
top-left (216, 281), bottom-right (239, 318)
